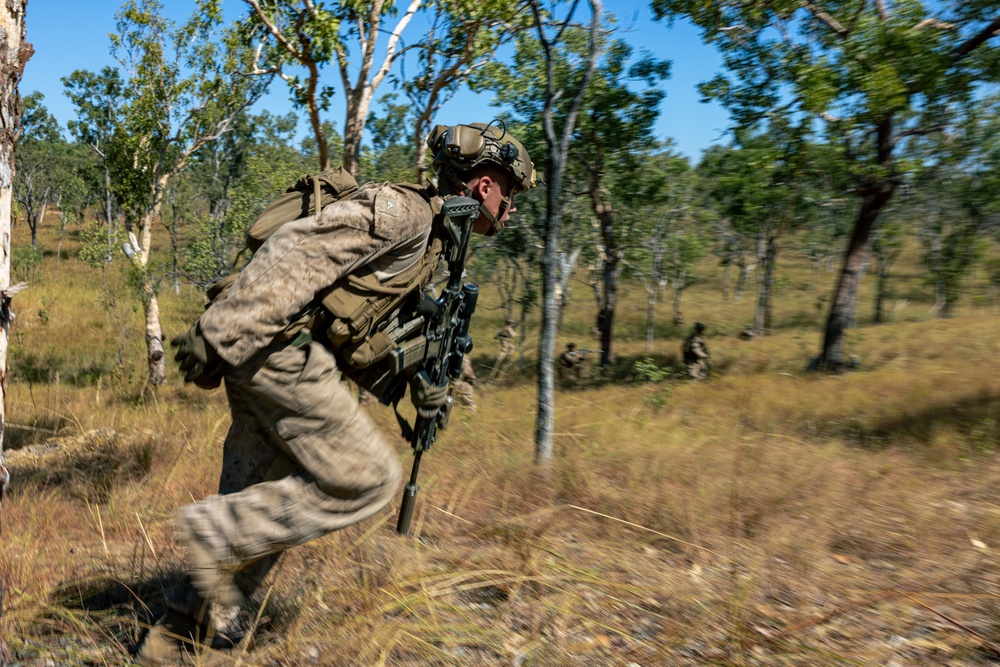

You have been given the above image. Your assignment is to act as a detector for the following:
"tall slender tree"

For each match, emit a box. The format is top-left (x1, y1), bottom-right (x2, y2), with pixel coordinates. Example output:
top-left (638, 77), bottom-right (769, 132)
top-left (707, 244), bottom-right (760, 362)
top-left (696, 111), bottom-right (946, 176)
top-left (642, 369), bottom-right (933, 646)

top-left (488, 32), bottom-right (669, 367)
top-left (528, 0), bottom-right (602, 462)
top-left (13, 92), bottom-right (60, 248)
top-left (398, 0), bottom-right (531, 182)
top-left (63, 67), bottom-right (127, 262)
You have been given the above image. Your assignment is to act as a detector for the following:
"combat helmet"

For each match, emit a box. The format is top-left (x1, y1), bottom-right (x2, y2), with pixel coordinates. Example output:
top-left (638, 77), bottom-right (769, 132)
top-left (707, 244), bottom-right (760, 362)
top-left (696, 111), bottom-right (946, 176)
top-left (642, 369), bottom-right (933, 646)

top-left (427, 121), bottom-right (535, 235)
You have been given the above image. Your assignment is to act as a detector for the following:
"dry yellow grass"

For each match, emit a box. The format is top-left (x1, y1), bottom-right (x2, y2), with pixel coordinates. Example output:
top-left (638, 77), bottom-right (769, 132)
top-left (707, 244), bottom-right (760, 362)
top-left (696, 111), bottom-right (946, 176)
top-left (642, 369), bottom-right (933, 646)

top-left (3, 215), bottom-right (1000, 666)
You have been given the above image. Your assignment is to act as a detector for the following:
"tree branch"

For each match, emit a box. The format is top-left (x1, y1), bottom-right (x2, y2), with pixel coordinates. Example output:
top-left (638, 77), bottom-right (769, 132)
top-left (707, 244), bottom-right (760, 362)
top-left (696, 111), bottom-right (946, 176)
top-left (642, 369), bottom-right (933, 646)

top-left (911, 18), bottom-right (956, 31)
top-left (950, 17), bottom-right (1000, 62)
top-left (244, 0), bottom-right (305, 62)
top-left (875, 0), bottom-right (888, 21)
top-left (367, 0), bottom-right (422, 94)
top-left (891, 124), bottom-right (947, 148)
top-left (800, 1), bottom-right (847, 39)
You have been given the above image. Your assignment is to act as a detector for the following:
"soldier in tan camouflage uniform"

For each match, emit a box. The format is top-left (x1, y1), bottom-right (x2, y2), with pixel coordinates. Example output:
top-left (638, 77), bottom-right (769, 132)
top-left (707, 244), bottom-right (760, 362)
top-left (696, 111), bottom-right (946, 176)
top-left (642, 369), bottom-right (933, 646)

top-left (493, 319), bottom-right (517, 369)
top-left (134, 123), bottom-right (533, 665)
top-left (559, 342), bottom-right (586, 382)
top-left (682, 322), bottom-right (710, 381)
top-left (454, 354), bottom-right (478, 411)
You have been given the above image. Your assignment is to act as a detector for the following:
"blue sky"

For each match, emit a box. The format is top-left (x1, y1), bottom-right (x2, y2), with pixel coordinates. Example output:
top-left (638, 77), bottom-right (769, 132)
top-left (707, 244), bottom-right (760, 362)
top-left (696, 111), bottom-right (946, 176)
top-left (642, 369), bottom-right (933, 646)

top-left (24, 0), bottom-right (732, 162)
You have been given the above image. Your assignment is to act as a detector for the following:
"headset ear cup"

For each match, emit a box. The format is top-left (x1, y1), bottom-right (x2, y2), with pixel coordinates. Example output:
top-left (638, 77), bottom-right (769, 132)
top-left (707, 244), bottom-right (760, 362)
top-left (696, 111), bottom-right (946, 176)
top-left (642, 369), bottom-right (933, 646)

top-left (427, 124), bottom-right (448, 151)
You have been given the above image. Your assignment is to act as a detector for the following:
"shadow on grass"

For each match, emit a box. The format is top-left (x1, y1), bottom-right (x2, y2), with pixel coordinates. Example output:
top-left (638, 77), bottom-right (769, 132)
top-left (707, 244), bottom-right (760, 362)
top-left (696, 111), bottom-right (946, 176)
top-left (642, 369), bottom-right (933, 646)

top-left (8, 571), bottom-right (185, 665)
top-left (6, 429), bottom-right (156, 502)
top-left (52, 570), bottom-right (185, 621)
top-left (809, 389), bottom-right (1000, 451)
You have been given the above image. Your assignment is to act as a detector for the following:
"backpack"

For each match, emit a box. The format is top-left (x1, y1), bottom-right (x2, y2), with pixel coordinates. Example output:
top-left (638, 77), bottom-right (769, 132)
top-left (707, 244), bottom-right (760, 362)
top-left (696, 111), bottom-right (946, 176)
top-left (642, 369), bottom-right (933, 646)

top-left (205, 166), bottom-right (446, 385)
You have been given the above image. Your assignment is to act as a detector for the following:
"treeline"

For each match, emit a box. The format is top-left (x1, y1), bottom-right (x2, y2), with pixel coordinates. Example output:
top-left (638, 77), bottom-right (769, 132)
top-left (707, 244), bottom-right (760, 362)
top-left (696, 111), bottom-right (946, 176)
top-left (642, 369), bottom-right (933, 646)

top-left (12, 0), bottom-right (1000, 395)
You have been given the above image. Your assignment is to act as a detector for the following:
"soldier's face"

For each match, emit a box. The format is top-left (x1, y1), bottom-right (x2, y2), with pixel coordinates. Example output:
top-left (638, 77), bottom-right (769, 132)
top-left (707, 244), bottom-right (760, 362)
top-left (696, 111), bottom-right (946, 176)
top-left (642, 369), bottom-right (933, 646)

top-left (471, 171), bottom-right (517, 235)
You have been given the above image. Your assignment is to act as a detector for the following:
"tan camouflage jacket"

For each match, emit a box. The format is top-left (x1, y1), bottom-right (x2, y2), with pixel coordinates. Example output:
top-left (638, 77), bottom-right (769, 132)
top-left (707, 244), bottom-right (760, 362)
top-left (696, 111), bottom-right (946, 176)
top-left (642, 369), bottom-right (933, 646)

top-left (200, 182), bottom-right (438, 368)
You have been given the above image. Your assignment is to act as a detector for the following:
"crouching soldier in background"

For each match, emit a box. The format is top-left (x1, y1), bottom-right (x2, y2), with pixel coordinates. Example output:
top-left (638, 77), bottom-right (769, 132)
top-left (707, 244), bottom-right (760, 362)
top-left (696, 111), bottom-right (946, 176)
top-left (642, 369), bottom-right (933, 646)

top-left (132, 122), bottom-right (534, 665)
top-left (683, 322), bottom-right (710, 381)
top-left (559, 342), bottom-right (587, 382)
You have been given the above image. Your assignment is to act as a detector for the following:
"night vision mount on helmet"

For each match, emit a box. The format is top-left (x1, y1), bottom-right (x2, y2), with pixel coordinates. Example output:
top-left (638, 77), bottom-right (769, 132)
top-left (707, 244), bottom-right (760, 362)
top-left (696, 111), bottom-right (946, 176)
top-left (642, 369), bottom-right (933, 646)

top-left (427, 121), bottom-right (535, 235)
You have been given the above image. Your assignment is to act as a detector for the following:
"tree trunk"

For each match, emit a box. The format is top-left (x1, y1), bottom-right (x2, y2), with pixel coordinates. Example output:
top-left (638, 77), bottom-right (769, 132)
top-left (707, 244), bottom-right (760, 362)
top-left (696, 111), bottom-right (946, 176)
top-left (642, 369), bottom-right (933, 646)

top-left (597, 253), bottom-right (616, 369)
top-left (104, 163), bottom-right (114, 262)
top-left (846, 245), bottom-right (869, 329)
top-left (0, 1), bottom-right (30, 663)
top-left (755, 234), bottom-right (776, 334)
top-left (645, 287), bottom-right (655, 354)
top-left (556, 249), bottom-right (578, 329)
top-left (343, 83), bottom-right (367, 178)
top-left (135, 173), bottom-right (171, 386)
top-left (671, 272), bottom-right (685, 324)
top-left (144, 287), bottom-right (166, 385)
top-left (819, 187), bottom-right (892, 368)
top-left (932, 272), bottom-right (947, 316)
top-left (734, 259), bottom-right (750, 302)
top-left (532, 0), bottom-right (602, 464)
top-left (593, 195), bottom-right (617, 369)
top-left (535, 175), bottom-right (560, 463)
top-left (873, 249), bottom-right (887, 324)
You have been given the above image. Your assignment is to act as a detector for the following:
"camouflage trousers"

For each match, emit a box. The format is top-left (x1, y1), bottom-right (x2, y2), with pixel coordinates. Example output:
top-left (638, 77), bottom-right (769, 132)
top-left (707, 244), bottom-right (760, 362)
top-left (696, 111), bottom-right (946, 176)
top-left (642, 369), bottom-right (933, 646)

top-left (174, 338), bottom-right (402, 626)
top-left (687, 359), bottom-right (709, 381)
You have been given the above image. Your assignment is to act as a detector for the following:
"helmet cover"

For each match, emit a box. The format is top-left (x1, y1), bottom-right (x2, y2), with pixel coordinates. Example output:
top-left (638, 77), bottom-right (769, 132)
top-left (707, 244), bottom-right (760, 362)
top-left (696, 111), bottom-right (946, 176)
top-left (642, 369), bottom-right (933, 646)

top-left (427, 122), bottom-right (535, 193)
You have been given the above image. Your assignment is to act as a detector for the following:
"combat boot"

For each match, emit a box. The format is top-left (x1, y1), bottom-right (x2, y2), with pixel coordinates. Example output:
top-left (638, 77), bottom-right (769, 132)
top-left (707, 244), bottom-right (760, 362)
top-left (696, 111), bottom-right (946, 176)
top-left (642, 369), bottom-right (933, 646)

top-left (131, 609), bottom-right (237, 666)
top-left (131, 579), bottom-right (240, 666)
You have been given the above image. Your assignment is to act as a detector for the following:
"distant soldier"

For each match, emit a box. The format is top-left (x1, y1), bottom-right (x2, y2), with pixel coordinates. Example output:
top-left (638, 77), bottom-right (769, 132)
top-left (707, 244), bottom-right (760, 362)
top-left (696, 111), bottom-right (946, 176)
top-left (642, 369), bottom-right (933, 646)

top-left (494, 319), bottom-right (517, 366)
top-left (454, 354), bottom-right (478, 411)
top-left (559, 342), bottom-right (586, 381)
top-left (682, 322), bottom-right (710, 380)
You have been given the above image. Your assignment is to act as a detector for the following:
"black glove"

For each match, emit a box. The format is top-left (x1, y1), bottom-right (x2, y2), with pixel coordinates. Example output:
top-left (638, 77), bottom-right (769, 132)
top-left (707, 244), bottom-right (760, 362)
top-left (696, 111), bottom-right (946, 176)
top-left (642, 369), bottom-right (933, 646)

top-left (171, 321), bottom-right (225, 389)
top-left (409, 370), bottom-right (449, 420)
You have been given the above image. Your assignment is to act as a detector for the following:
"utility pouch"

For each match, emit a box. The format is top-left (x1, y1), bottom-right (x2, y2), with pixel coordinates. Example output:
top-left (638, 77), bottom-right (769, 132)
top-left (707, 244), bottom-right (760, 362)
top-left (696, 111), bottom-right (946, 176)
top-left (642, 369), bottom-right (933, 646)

top-left (343, 330), bottom-right (395, 368)
top-left (320, 236), bottom-right (444, 355)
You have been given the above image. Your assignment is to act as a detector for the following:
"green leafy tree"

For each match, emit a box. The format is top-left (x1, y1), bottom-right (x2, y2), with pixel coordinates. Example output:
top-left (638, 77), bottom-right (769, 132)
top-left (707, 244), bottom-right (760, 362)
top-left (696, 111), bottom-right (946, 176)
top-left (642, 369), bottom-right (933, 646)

top-left (652, 0), bottom-right (1000, 368)
top-left (14, 92), bottom-right (62, 248)
top-left (244, 0), bottom-right (420, 176)
top-left (619, 142), bottom-right (699, 351)
top-left (576, 43), bottom-right (671, 366)
top-left (110, 0), bottom-right (273, 386)
top-left (529, 0), bottom-right (603, 461)
top-left (63, 67), bottom-right (127, 262)
top-left (870, 214), bottom-right (906, 323)
top-left (697, 129), bottom-right (812, 334)
top-left (362, 97), bottom-right (416, 182)
top-left (913, 180), bottom-right (984, 317)
top-left (900, 92), bottom-right (1000, 318)
top-left (472, 193), bottom-right (543, 376)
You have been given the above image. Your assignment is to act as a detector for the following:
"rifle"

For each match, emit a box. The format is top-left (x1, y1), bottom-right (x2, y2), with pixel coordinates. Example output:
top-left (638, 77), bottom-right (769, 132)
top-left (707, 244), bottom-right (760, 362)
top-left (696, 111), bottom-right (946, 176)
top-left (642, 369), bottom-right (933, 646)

top-left (395, 196), bottom-right (481, 535)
